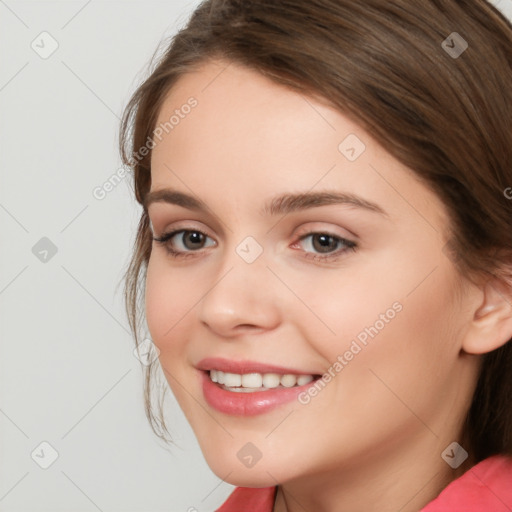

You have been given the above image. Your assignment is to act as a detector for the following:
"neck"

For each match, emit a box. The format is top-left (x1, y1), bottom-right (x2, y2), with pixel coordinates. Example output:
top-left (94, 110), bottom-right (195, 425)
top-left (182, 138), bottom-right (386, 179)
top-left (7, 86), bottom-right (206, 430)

top-left (273, 434), bottom-right (473, 512)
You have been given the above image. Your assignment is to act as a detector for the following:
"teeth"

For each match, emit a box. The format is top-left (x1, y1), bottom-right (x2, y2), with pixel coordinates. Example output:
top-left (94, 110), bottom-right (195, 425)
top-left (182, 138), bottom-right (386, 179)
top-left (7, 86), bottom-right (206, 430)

top-left (209, 370), bottom-right (315, 390)
top-left (297, 375), bottom-right (314, 386)
top-left (281, 374), bottom-right (297, 387)
top-left (241, 373), bottom-right (262, 388)
top-left (223, 372), bottom-right (242, 387)
top-left (262, 373), bottom-right (280, 388)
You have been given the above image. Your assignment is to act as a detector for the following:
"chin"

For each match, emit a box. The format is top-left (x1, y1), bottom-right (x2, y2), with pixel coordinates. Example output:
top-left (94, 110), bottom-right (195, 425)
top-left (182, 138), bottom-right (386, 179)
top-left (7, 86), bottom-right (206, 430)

top-left (203, 454), bottom-right (286, 487)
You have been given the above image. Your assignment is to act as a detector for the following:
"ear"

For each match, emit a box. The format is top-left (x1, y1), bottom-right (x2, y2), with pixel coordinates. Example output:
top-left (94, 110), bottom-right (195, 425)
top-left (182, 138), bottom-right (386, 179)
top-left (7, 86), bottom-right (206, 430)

top-left (462, 277), bottom-right (512, 355)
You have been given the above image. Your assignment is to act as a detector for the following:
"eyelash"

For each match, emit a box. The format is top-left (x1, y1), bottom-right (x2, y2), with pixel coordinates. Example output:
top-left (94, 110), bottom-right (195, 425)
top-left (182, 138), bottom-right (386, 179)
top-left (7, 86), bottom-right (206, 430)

top-left (152, 228), bottom-right (357, 262)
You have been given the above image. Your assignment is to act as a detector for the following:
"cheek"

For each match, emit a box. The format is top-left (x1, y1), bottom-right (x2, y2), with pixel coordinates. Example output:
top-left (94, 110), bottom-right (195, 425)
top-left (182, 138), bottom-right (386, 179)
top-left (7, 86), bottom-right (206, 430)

top-left (144, 255), bottom-right (195, 354)
top-left (307, 257), bottom-right (462, 417)
top-left (288, 267), bottom-right (402, 364)
top-left (335, 265), bottom-right (463, 417)
top-left (284, 276), bottom-right (461, 467)
top-left (144, 256), bottom-right (202, 411)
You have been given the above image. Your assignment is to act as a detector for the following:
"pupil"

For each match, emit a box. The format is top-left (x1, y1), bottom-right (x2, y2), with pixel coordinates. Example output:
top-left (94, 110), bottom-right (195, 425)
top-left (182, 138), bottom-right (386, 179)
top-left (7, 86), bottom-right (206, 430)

top-left (186, 231), bottom-right (204, 249)
top-left (313, 234), bottom-right (336, 253)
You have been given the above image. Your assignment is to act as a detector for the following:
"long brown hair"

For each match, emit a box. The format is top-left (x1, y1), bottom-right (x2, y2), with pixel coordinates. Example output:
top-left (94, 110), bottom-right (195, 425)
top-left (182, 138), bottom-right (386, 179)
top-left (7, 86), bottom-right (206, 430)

top-left (119, 0), bottom-right (512, 460)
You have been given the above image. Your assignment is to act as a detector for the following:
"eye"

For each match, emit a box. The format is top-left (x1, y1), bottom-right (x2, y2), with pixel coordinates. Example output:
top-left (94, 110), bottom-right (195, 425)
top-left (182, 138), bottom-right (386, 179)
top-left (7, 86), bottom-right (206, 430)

top-left (293, 231), bottom-right (357, 262)
top-left (153, 229), bottom-right (215, 258)
top-left (152, 227), bottom-right (357, 262)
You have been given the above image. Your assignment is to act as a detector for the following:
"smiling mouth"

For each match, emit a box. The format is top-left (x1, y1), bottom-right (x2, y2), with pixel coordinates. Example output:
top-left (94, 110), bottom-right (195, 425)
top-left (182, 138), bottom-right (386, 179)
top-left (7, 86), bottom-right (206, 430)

top-left (208, 369), bottom-right (322, 392)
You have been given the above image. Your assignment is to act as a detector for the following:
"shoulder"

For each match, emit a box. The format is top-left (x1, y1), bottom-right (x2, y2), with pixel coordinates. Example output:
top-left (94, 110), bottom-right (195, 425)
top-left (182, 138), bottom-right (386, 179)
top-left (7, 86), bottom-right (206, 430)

top-left (421, 455), bottom-right (512, 511)
top-left (215, 486), bottom-right (277, 512)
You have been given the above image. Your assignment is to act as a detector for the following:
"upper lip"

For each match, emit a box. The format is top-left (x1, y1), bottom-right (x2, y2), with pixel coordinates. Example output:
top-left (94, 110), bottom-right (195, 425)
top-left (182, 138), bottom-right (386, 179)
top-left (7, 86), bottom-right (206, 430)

top-left (196, 357), bottom-right (319, 376)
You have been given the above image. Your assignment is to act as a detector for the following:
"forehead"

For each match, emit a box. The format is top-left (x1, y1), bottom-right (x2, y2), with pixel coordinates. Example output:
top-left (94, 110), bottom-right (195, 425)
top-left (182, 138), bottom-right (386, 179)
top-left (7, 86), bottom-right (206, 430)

top-left (148, 59), bottom-right (448, 234)
top-left (151, 60), bottom-right (365, 184)
top-left (152, 59), bottom-right (341, 156)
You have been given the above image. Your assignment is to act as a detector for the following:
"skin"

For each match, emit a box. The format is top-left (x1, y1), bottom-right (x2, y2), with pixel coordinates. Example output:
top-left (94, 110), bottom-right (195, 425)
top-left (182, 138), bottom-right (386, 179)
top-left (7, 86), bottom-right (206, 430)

top-left (144, 59), bottom-right (512, 512)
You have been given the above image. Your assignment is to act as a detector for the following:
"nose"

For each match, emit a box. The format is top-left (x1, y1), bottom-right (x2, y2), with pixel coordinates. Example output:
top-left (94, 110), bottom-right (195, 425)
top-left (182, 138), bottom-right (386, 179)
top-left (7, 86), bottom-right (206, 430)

top-left (197, 242), bottom-right (282, 338)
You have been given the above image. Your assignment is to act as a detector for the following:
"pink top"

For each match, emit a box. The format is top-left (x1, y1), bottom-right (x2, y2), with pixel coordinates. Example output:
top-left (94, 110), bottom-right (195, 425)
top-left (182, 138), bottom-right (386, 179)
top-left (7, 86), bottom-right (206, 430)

top-left (216, 455), bottom-right (512, 511)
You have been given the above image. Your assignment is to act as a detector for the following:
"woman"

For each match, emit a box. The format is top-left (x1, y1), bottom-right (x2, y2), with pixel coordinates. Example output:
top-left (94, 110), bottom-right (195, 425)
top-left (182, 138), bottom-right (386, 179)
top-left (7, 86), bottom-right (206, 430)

top-left (119, 1), bottom-right (512, 510)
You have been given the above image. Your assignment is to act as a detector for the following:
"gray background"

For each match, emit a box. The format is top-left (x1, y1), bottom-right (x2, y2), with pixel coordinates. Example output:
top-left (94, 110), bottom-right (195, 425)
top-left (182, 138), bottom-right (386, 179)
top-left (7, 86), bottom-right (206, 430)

top-left (1, 1), bottom-right (511, 511)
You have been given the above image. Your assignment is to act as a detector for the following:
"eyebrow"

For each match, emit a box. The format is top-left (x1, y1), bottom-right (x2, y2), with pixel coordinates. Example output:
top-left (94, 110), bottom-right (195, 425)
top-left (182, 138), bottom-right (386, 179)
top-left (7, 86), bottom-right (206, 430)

top-left (144, 188), bottom-right (387, 217)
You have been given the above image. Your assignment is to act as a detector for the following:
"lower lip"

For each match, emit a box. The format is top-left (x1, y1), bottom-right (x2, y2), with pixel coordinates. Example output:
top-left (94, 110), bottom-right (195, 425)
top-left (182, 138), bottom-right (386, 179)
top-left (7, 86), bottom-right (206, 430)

top-left (200, 371), bottom-right (318, 416)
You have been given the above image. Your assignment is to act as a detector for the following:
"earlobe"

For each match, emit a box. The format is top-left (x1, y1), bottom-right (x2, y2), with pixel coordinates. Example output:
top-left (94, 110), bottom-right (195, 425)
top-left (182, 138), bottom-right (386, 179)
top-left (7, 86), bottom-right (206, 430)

top-left (462, 278), bottom-right (512, 355)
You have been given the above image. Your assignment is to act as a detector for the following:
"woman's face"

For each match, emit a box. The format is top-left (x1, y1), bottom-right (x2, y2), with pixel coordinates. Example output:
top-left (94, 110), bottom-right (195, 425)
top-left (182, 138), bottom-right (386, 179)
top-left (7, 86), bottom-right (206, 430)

top-left (145, 59), bottom-right (480, 487)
